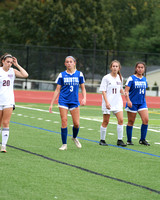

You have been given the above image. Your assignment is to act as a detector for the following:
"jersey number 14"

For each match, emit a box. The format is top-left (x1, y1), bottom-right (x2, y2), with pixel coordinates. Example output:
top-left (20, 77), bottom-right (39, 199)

top-left (139, 88), bottom-right (145, 94)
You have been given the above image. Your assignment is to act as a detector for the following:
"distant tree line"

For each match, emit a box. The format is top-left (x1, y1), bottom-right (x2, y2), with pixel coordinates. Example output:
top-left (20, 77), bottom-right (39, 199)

top-left (0, 0), bottom-right (160, 53)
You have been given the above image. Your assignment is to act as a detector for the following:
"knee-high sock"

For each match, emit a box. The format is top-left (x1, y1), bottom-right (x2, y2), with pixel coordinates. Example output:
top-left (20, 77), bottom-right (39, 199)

top-left (117, 124), bottom-right (123, 140)
top-left (126, 125), bottom-right (133, 142)
top-left (100, 126), bottom-right (107, 140)
top-left (141, 124), bottom-right (148, 141)
top-left (61, 127), bottom-right (67, 144)
top-left (73, 126), bottom-right (79, 138)
top-left (2, 128), bottom-right (9, 146)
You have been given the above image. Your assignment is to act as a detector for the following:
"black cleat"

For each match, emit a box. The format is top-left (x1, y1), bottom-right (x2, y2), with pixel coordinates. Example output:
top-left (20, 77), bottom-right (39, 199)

top-left (139, 140), bottom-right (150, 146)
top-left (117, 140), bottom-right (127, 147)
top-left (99, 140), bottom-right (108, 146)
top-left (126, 141), bottom-right (134, 145)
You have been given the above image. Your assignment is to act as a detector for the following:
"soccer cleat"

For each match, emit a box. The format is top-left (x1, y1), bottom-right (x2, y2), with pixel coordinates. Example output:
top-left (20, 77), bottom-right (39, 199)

top-left (126, 141), bottom-right (134, 145)
top-left (59, 144), bottom-right (67, 150)
top-left (72, 137), bottom-right (82, 148)
top-left (1, 145), bottom-right (7, 153)
top-left (99, 140), bottom-right (108, 146)
top-left (139, 140), bottom-right (150, 146)
top-left (117, 140), bottom-right (127, 147)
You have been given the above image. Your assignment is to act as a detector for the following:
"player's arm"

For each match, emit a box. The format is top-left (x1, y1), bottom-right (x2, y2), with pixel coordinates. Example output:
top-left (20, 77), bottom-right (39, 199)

top-left (120, 88), bottom-right (125, 95)
top-left (80, 83), bottom-right (86, 106)
top-left (13, 57), bottom-right (29, 78)
top-left (124, 86), bottom-right (132, 108)
top-left (102, 91), bottom-right (110, 109)
top-left (49, 84), bottom-right (61, 113)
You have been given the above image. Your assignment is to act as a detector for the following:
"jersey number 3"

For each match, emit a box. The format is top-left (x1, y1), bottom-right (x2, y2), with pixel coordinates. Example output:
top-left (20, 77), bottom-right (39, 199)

top-left (70, 86), bottom-right (73, 92)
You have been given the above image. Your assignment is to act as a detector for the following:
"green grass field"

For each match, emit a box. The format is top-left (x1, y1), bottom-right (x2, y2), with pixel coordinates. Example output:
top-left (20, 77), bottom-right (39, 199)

top-left (0, 102), bottom-right (160, 200)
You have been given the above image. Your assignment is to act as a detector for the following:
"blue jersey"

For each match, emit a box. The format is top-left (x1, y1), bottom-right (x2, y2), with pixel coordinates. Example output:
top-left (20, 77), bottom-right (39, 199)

top-left (125, 75), bottom-right (148, 104)
top-left (56, 70), bottom-right (85, 104)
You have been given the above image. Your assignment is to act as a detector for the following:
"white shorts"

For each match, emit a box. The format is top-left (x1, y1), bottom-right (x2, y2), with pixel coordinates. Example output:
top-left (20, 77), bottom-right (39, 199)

top-left (0, 105), bottom-right (14, 110)
top-left (102, 108), bottom-right (123, 115)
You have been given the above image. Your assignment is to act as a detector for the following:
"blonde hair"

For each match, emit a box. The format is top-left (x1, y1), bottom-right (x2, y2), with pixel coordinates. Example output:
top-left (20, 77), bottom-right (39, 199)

top-left (109, 60), bottom-right (122, 82)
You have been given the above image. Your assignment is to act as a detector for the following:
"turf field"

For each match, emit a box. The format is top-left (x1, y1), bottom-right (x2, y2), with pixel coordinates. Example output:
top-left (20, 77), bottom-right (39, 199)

top-left (0, 102), bottom-right (160, 200)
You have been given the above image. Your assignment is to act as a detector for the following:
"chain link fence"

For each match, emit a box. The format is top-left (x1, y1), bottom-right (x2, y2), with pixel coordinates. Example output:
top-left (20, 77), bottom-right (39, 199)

top-left (0, 44), bottom-right (160, 94)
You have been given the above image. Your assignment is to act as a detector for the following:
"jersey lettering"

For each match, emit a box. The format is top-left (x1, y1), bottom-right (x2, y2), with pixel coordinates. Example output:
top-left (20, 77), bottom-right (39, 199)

top-left (3, 80), bottom-right (10, 86)
top-left (112, 88), bottom-right (117, 94)
top-left (70, 86), bottom-right (73, 92)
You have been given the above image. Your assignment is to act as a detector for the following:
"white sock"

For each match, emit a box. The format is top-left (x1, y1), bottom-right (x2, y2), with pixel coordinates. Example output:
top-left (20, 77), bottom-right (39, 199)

top-left (117, 124), bottom-right (123, 140)
top-left (2, 128), bottom-right (9, 147)
top-left (100, 126), bottom-right (107, 140)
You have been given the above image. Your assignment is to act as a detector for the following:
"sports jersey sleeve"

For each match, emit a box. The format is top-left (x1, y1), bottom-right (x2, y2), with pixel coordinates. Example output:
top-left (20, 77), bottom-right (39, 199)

top-left (125, 76), bottom-right (133, 87)
top-left (55, 73), bottom-right (63, 85)
top-left (79, 72), bottom-right (85, 84)
top-left (99, 76), bottom-right (107, 91)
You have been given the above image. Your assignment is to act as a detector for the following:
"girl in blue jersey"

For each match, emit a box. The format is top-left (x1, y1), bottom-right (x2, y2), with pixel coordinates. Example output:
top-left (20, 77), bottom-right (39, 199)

top-left (49, 56), bottom-right (86, 150)
top-left (125, 62), bottom-right (150, 146)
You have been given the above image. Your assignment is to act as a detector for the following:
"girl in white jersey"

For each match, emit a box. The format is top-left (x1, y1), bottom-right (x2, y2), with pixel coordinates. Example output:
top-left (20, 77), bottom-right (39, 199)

top-left (99, 60), bottom-right (126, 147)
top-left (0, 53), bottom-right (28, 152)
top-left (49, 56), bottom-right (86, 150)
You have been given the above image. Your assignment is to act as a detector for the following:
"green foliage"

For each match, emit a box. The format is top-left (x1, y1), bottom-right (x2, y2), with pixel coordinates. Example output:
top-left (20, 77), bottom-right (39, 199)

top-left (0, 0), bottom-right (160, 52)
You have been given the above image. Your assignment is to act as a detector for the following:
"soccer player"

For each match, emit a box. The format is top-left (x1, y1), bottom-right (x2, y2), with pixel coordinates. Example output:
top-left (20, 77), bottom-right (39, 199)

top-left (0, 53), bottom-right (29, 152)
top-left (49, 56), bottom-right (86, 150)
top-left (99, 60), bottom-right (126, 147)
top-left (125, 61), bottom-right (150, 146)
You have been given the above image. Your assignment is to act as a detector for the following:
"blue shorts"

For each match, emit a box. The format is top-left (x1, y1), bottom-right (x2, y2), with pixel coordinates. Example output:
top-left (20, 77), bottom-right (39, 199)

top-left (125, 102), bottom-right (148, 113)
top-left (58, 102), bottom-right (80, 110)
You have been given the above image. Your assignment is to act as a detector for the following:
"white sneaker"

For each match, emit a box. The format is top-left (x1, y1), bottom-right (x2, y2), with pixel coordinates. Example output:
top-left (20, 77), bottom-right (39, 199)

top-left (72, 137), bottom-right (82, 148)
top-left (59, 144), bottom-right (67, 150)
top-left (1, 145), bottom-right (7, 153)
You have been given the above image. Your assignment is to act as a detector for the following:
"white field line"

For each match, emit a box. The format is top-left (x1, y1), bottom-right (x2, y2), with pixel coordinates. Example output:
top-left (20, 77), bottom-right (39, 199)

top-left (16, 105), bottom-right (160, 133)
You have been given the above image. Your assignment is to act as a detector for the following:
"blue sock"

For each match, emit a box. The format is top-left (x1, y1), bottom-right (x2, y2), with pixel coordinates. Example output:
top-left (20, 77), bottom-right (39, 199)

top-left (73, 126), bottom-right (79, 138)
top-left (61, 127), bottom-right (67, 144)
top-left (126, 125), bottom-right (133, 142)
top-left (140, 124), bottom-right (148, 141)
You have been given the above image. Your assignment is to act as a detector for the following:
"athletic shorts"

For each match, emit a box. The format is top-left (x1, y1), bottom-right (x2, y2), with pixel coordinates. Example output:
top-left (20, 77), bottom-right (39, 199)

top-left (58, 102), bottom-right (79, 110)
top-left (125, 102), bottom-right (148, 113)
top-left (0, 104), bottom-right (14, 110)
top-left (102, 108), bottom-right (123, 115)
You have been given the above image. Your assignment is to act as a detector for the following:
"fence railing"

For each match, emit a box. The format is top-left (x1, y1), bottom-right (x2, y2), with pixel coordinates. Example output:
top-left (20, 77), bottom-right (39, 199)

top-left (1, 43), bottom-right (160, 95)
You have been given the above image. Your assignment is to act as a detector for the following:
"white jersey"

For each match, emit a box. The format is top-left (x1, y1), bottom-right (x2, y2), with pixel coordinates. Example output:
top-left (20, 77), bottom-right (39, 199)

top-left (100, 73), bottom-right (123, 111)
top-left (0, 67), bottom-right (15, 105)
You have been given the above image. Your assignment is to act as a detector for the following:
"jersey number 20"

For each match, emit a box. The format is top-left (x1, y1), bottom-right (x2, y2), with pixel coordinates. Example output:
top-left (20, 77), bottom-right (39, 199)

top-left (3, 80), bottom-right (10, 86)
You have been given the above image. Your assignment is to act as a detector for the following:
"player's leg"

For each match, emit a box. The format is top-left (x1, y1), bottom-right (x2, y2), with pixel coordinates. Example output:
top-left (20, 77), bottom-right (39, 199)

top-left (115, 111), bottom-right (126, 146)
top-left (1, 107), bottom-right (13, 152)
top-left (126, 111), bottom-right (137, 145)
top-left (70, 107), bottom-right (82, 148)
top-left (99, 114), bottom-right (110, 146)
top-left (0, 109), bottom-right (2, 149)
top-left (59, 107), bottom-right (68, 150)
top-left (138, 109), bottom-right (150, 146)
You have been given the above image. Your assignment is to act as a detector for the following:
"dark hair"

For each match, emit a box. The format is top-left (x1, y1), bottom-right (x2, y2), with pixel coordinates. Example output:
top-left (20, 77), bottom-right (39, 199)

top-left (0, 53), bottom-right (13, 67)
top-left (109, 60), bottom-right (122, 82)
top-left (134, 61), bottom-right (146, 75)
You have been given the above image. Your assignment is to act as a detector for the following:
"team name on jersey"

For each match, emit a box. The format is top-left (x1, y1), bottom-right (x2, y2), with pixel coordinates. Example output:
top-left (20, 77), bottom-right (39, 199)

top-left (135, 81), bottom-right (146, 88)
top-left (116, 81), bottom-right (121, 85)
top-left (8, 74), bottom-right (13, 78)
top-left (64, 77), bottom-right (79, 85)
top-left (109, 81), bottom-right (121, 85)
